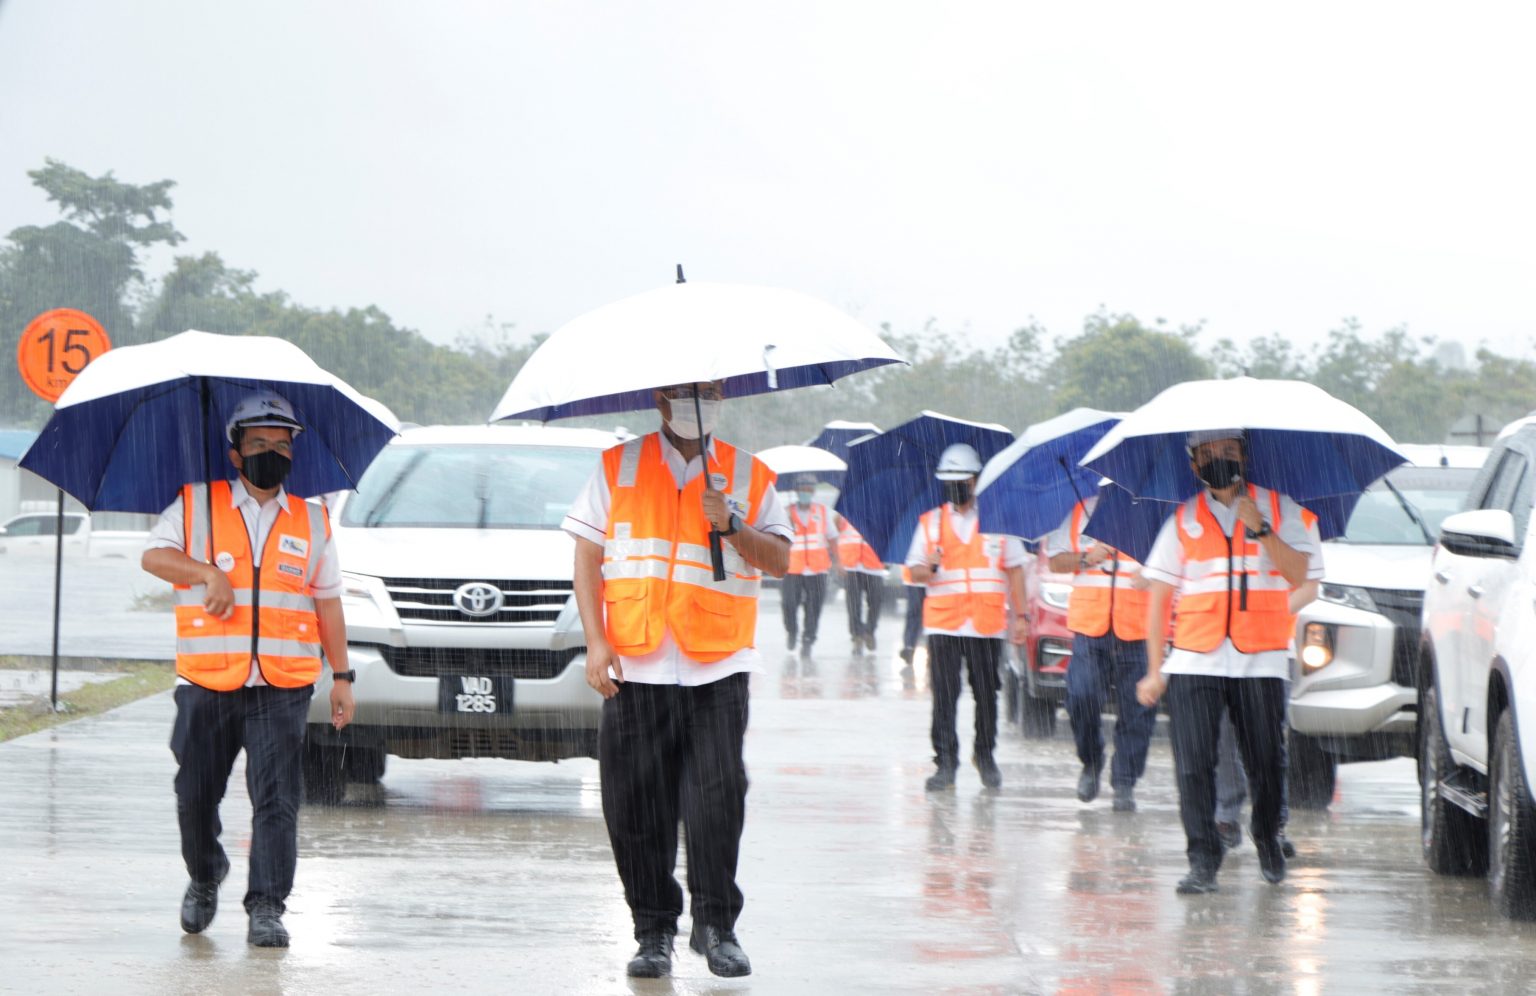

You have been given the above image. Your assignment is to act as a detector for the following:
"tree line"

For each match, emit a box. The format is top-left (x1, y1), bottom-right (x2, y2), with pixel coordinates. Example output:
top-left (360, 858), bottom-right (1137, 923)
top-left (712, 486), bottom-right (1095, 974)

top-left (3, 160), bottom-right (1530, 454)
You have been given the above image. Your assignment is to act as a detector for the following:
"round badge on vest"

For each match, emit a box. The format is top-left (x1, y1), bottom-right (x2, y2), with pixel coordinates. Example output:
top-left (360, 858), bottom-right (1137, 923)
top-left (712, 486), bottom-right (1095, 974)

top-left (215, 551), bottom-right (236, 573)
top-left (709, 473), bottom-right (728, 490)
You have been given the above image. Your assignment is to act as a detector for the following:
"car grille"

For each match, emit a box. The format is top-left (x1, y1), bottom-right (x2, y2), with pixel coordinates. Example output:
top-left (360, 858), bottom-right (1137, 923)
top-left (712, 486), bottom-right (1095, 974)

top-left (1368, 588), bottom-right (1423, 690)
top-left (379, 645), bottom-right (580, 680)
top-left (381, 577), bottom-right (573, 625)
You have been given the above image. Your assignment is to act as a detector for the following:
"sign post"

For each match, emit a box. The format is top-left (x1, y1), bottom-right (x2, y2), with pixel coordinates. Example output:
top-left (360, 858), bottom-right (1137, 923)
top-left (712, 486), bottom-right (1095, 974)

top-left (15, 309), bottom-right (111, 710)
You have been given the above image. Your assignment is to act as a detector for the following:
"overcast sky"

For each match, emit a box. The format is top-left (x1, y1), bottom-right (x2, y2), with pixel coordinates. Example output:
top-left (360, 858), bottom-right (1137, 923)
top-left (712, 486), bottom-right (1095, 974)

top-left (2, 1), bottom-right (1533, 361)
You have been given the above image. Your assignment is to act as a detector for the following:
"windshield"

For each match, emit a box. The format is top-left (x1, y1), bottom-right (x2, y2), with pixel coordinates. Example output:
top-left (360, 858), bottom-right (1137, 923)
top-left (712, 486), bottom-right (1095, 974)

top-left (1337, 467), bottom-right (1478, 545)
top-left (341, 444), bottom-right (599, 529)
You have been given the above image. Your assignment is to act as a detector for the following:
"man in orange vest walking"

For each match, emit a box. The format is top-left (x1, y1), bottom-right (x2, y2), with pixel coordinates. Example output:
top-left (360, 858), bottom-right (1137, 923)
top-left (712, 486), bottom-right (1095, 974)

top-left (783, 475), bottom-right (839, 658)
top-left (1046, 496), bottom-right (1156, 812)
top-left (835, 512), bottom-right (886, 654)
top-left (1135, 430), bottom-right (1323, 894)
top-left (141, 393), bottom-right (355, 948)
top-left (565, 382), bottom-right (791, 980)
top-left (906, 444), bottom-right (1029, 792)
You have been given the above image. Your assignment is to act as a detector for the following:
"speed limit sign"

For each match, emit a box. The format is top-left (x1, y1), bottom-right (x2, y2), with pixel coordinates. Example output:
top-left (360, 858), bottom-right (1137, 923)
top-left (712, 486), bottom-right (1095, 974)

top-left (16, 308), bottom-right (112, 402)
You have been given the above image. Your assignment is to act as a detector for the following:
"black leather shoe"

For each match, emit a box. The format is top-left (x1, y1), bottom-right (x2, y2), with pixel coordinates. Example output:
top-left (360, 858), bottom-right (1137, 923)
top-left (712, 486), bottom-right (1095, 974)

top-left (1255, 836), bottom-right (1286, 884)
top-left (626, 932), bottom-right (674, 978)
top-left (1215, 821), bottom-right (1242, 851)
top-left (180, 862), bottom-right (229, 934)
top-left (247, 901), bottom-right (289, 948)
top-left (1176, 866), bottom-right (1219, 895)
top-left (1112, 786), bottom-right (1136, 812)
top-left (1076, 762), bottom-right (1103, 803)
top-left (689, 923), bottom-right (751, 978)
top-left (1280, 832), bottom-right (1296, 859)
top-left (925, 766), bottom-right (957, 792)
top-left (866, 632), bottom-right (877, 651)
top-left (974, 754), bottom-right (1002, 790)
top-left (899, 647), bottom-right (914, 664)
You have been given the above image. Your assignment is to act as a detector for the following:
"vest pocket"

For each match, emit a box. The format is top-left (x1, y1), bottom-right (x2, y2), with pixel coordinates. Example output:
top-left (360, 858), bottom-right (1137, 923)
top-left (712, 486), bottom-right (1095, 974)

top-left (680, 585), bottom-right (751, 656)
top-left (603, 578), bottom-right (652, 651)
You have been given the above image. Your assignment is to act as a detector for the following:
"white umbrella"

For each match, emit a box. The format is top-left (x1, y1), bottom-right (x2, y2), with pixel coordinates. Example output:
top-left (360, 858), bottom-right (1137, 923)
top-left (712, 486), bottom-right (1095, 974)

top-left (756, 445), bottom-right (848, 477)
top-left (490, 280), bottom-right (905, 422)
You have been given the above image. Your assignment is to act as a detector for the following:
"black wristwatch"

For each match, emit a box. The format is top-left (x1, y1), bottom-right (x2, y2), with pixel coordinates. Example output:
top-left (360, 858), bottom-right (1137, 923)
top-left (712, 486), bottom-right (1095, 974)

top-left (719, 513), bottom-right (741, 537)
top-left (1252, 522), bottom-right (1272, 539)
top-left (332, 670), bottom-right (357, 683)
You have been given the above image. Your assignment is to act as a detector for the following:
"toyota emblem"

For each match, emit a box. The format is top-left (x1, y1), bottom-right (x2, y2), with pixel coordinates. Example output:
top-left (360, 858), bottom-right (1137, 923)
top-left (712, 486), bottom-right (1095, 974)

top-left (453, 582), bottom-right (504, 618)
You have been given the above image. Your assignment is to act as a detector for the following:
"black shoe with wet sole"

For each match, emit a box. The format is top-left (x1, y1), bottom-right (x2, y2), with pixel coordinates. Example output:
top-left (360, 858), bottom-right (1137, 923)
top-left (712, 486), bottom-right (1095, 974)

top-left (626, 932), bottom-right (674, 978)
top-left (925, 767), bottom-right (957, 792)
top-left (1112, 787), bottom-right (1136, 812)
top-left (1280, 833), bottom-right (1296, 859)
top-left (1215, 821), bottom-right (1242, 851)
top-left (689, 923), bottom-right (751, 978)
top-left (1076, 762), bottom-right (1103, 803)
top-left (1255, 837), bottom-right (1286, 884)
top-left (974, 755), bottom-right (1002, 790)
top-left (247, 901), bottom-right (290, 948)
top-left (180, 862), bottom-right (229, 934)
top-left (1176, 867), bottom-right (1219, 895)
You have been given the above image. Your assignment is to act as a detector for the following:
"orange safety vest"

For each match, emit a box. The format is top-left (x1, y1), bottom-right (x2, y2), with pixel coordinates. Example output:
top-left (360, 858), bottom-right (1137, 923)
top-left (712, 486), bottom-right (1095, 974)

top-left (835, 516), bottom-right (884, 572)
top-left (1065, 501), bottom-right (1149, 641)
top-left (788, 502), bottom-right (833, 575)
top-left (918, 504), bottom-right (1009, 636)
top-left (600, 433), bottom-right (775, 663)
top-left (174, 480), bottom-right (329, 691)
top-left (1171, 484), bottom-right (1313, 654)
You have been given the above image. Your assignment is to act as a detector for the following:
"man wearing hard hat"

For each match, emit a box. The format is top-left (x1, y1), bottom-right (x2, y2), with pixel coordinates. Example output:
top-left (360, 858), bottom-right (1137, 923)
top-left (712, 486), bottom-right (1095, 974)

top-left (783, 474), bottom-right (840, 659)
top-left (906, 443), bottom-right (1029, 791)
top-left (141, 393), bottom-right (355, 948)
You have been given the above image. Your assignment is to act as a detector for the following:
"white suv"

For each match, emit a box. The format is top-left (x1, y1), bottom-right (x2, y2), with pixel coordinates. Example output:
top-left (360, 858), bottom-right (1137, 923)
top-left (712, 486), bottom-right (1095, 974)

top-left (1419, 417), bottom-right (1536, 918)
top-left (1287, 445), bottom-right (1486, 808)
top-left (302, 424), bottom-right (621, 801)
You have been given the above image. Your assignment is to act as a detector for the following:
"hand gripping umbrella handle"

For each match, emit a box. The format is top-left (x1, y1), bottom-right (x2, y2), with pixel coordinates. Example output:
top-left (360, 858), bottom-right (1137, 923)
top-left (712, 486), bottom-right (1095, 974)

top-left (710, 530), bottom-right (727, 581)
top-left (695, 387), bottom-right (728, 582)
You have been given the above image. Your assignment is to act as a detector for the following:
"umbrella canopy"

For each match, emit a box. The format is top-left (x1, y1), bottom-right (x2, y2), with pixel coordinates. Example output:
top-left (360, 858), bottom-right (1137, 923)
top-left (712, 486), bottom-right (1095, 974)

top-left (976, 407), bottom-right (1123, 540)
top-left (1080, 377), bottom-right (1407, 504)
top-left (805, 420), bottom-right (881, 463)
top-left (835, 411), bottom-right (1014, 563)
top-left (756, 444), bottom-right (847, 487)
top-left (490, 281), bottom-right (905, 422)
top-left (19, 330), bottom-right (399, 513)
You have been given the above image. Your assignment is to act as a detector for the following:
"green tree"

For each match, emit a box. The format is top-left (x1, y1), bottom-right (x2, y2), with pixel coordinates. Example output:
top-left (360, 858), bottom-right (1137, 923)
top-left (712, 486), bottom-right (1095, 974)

top-left (1048, 312), bottom-right (1211, 412)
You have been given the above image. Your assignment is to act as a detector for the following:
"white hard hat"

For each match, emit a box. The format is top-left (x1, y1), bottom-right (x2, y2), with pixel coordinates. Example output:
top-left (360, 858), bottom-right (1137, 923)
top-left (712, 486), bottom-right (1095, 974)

top-left (935, 443), bottom-right (982, 480)
top-left (226, 392), bottom-right (304, 442)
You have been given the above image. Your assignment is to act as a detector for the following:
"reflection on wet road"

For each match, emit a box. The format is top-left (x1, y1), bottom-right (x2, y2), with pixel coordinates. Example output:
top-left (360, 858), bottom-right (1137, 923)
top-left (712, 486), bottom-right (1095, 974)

top-left (4, 588), bottom-right (1536, 993)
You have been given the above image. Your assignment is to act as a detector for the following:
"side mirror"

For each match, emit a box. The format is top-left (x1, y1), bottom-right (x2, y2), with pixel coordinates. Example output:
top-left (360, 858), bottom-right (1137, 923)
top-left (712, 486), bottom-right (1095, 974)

top-left (1439, 508), bottom-right (1518, 559)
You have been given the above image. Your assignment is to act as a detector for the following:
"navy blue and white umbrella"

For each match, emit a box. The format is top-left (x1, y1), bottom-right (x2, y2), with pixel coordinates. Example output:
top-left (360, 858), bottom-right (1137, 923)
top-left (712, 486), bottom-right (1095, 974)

top-left (806, 420), bottom-right (881, 463)
top-left (975, 407), bottom-right (1123, 541)
top-left (835, 411), bottom-right (1014, 564)
top-left (19, 329), bottom-right (399, 513)
top-left (756, 444), bottom-right (847, 489)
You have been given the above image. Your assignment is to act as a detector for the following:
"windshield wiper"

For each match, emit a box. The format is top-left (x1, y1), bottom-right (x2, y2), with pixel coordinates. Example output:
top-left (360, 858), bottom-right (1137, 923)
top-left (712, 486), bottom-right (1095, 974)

top-left (1382, 476), bottom-right (1434, 544)
top-left (363, 451), bottom-right (427, 527)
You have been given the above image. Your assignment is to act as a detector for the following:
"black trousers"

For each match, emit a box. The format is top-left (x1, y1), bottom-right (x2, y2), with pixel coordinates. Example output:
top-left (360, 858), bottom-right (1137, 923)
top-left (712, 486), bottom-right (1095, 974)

top-left (844, 572), bottom-right (885, 641)
top-left (903, 586), bottom-right (925, 653)
top-left (599, 673), bottom-right (750, 938)
top-left (169, 682), bottom-right (313, 912)
top-left (928, 635), bottom-right (1002, 768)
top-left (1167, 674), bottom-right (1286, 872)
top-left (781, 573), bottom-right (827, 647)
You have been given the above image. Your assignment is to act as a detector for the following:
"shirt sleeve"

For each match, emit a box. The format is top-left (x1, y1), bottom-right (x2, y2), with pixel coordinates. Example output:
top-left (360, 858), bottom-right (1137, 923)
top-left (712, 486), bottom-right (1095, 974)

top-left (561, 465), bottom-right (610, 546)
top-left (904, 520), bottom-right (932, 569)
top-left (822, 504), bottom-right (839, 542)
top-left (1276, 497), bottom-right (1326, 580)
top-left (310, 532), bottom-right (343, 599)
top-left (752, 486), bottom-right (793, 540)
top-left (1000, 535), bottom-right (1028, 568)
top-left (1140, 515), bottom-right (1184, 587)
top-left (1043, 510), bottom-right (1076, 558)
top-left (145, 495), bottom-right (187, 553)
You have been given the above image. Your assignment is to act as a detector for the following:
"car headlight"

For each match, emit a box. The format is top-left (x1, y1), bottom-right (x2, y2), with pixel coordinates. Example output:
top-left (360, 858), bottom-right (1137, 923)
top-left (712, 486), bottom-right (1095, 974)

top-left (1040, 582), bottom-right (1072, 610)
top-left (1319, 583), bottom-right (1377, 614)
top-left (339, 571), bottom-right (395, 629)
top-left (1300, 622), bottom-right (1334, 673)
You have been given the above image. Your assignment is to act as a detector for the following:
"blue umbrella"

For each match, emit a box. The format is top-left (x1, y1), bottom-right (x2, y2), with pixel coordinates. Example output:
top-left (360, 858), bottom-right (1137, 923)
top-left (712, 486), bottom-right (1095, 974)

top-left (975, 407), bottom-right (1122, 541)
top-left (835, 411), bottom-right (1014, 564)
top-left (806, 420), bottom-right (881, 463)
top-left (19, 330), bottom-right (399, 513)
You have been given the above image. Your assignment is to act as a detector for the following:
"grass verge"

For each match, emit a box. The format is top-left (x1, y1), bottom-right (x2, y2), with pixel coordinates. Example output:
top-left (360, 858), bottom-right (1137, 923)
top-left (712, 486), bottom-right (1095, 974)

top-left (0, 661), bottom-right (175, 742)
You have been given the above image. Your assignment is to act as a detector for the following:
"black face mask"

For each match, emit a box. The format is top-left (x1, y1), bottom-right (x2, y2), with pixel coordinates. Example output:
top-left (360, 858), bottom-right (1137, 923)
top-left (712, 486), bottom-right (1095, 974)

top-left (242, 450), bottom-right (292, 491)
top-left (943, 480), bottom-right (974, 506)
top-left (1196, 457), bottom-right (1243, 490)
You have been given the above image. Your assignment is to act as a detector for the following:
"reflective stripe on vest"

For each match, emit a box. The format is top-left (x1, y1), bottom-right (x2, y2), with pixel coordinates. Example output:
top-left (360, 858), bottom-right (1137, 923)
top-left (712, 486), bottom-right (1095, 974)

top-left (174, 481), bottom-right (326, 691)
top-left (835, 517), bottom-right (884, 572)
top-left (600, 434), bottom-right (773, 663)
top-left (1065, 501), bottom-right (1150, 641)
top-left (1171, 484), bottom-right (1296, 654)
top-left (789, 503), bottom-right (832, 574)
top-left (919, 504), bottom-right (1008, 636)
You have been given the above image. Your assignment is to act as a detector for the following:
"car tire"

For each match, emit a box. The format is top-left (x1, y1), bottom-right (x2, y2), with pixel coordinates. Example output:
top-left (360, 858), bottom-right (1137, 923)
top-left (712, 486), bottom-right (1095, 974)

top-left (1021, 694), bottom-right (1057, 740)
top-left (1287, 729), bottom-right (1338, 811)
top-left (303, 741), bottom-right (348, 806)
top-left (1003, 666), bottom-right (1023, 726)
top-left (346, 745), bottom-right (387, 785)
top-left (1420, 684), bottom-right (1487, 875)
top-left (1489, 710), bottom-right (1536, 918)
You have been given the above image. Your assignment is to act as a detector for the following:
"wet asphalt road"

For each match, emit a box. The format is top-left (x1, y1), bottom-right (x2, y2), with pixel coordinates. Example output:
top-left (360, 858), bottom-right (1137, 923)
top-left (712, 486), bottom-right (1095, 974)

top-left (4, 586), bottom-right (1536, 994)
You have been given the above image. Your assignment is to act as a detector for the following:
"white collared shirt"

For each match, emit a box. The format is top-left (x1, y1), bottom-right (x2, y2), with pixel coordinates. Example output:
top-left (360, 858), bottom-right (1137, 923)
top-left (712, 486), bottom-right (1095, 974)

top-left (148, 478), bottom-right (341, 687)
top-left (562, 433), bottom-right (793, 687)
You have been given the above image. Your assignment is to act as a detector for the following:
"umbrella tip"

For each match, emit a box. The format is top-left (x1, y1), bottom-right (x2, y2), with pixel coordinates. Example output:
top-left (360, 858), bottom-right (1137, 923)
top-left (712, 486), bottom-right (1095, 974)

top-left (675, 264), bottom-right (686, 284)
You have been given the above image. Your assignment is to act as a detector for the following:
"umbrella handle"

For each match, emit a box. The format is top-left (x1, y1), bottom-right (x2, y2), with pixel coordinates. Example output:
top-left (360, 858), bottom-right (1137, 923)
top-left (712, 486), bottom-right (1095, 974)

top-left (710, 530), bottom-right (727, 581)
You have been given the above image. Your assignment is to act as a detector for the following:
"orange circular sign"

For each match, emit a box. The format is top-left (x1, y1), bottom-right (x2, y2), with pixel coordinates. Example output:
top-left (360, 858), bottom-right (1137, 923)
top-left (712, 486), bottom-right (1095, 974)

top-left (16, 309), bottom-right (112, 403)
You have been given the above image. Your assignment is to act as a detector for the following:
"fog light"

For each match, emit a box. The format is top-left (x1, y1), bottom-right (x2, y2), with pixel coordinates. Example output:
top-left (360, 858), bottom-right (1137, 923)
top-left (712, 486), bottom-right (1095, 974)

top-left (1301, 622), bottom-right (1333, 672)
